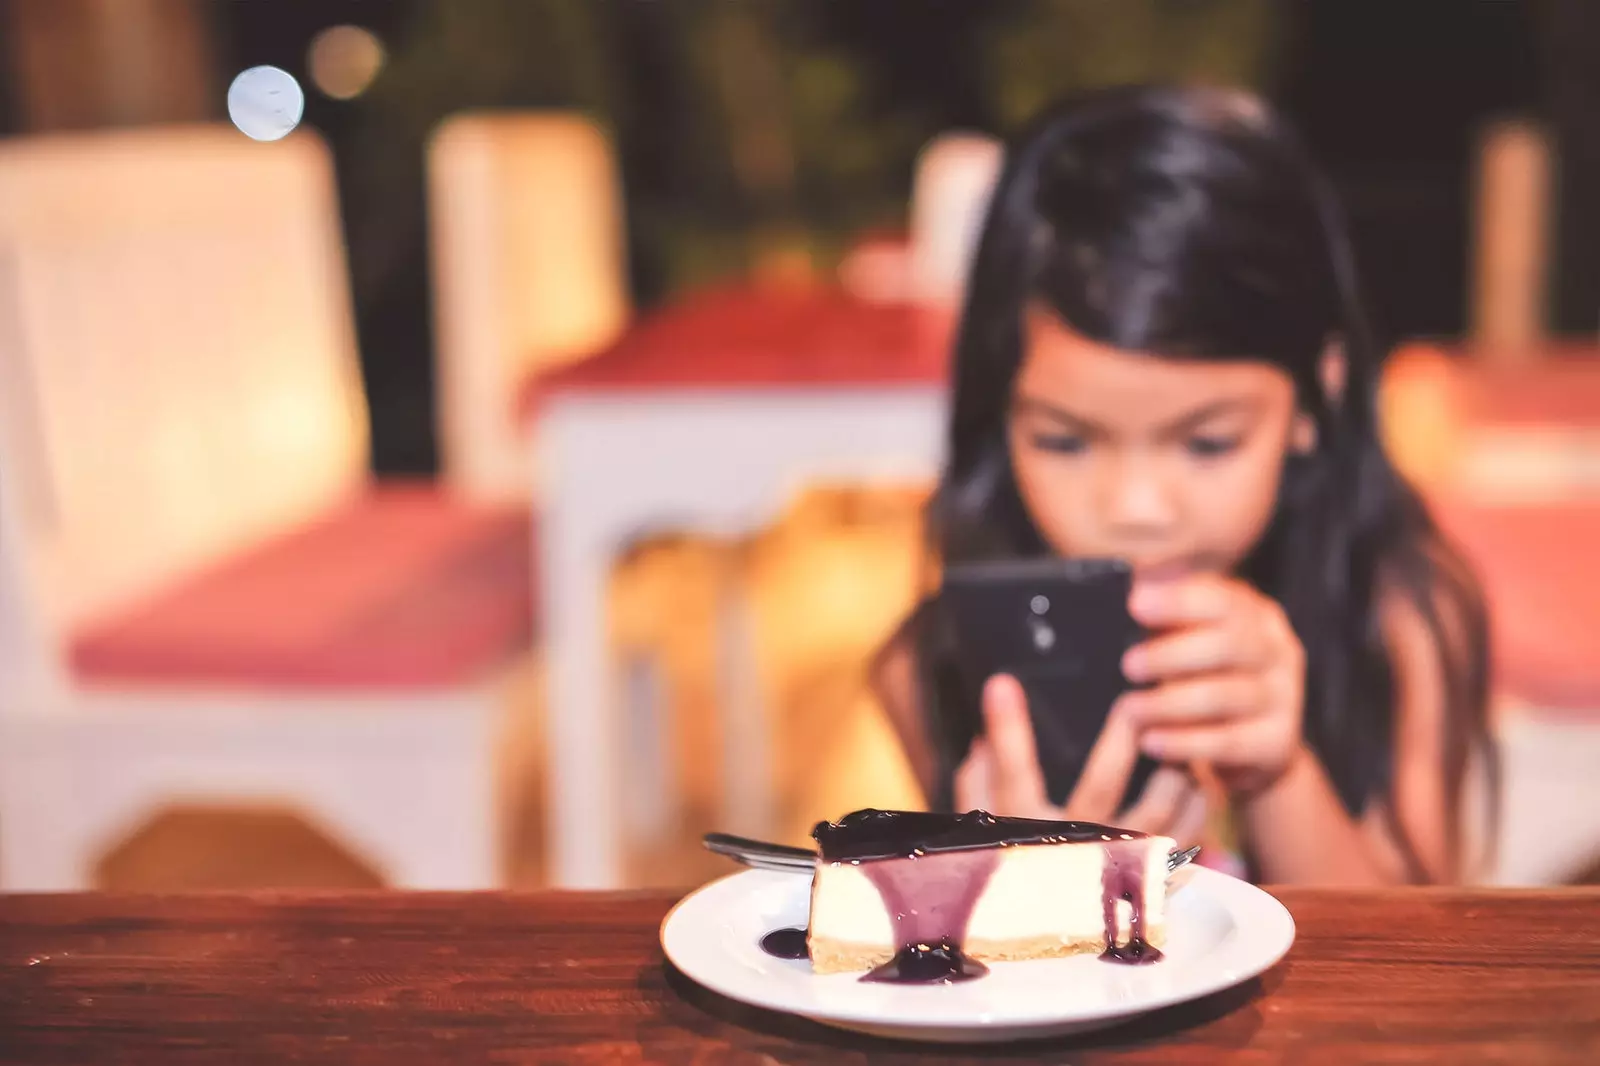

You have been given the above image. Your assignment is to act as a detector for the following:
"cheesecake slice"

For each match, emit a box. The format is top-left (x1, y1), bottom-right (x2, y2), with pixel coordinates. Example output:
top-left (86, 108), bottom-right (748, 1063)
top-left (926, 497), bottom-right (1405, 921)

top-left (806, 808), bottom-right (1173, 981)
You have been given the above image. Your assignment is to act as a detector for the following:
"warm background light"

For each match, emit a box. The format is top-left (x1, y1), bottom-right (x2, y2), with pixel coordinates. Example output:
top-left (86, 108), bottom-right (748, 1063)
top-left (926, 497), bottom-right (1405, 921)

top-left (308, 25), bottom-right (386, 102)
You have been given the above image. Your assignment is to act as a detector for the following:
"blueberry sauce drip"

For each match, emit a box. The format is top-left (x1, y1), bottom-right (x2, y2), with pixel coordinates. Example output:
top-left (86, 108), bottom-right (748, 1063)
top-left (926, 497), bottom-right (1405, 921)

top-left (856, 845), bottom-right (999, 984)
top-left (864, 940), bottom-right (988, 984)
top-left (759, 927), bottom-right (810, 960)
top-left (1100, 837), bottom-right (1163, 965)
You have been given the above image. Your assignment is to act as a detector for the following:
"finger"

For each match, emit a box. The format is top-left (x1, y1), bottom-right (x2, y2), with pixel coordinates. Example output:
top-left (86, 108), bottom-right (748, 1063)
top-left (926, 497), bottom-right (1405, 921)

top-left (953, 739), bottom-right (993, 811)
top-left (1122, 622), bottom-right (1269, 682)
top-left (1123, 673), bottom-right (1265, 727)
top-left (980, 674), bottom-right (1048, 815)
top-left (1129, 573), bottom-right (1244, 628)
top-left (1063, 700), bottom-right (1141, 822)
top-left (1139, 721), bottom-right (1257, 763)
top-left (1117, 766), bottom-right (1189, 832)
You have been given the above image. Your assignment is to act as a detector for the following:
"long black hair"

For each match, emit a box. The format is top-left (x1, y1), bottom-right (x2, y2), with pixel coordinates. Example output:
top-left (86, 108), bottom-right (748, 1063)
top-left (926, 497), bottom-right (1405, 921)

top-left (914, 85), bottom-right (1494, 880)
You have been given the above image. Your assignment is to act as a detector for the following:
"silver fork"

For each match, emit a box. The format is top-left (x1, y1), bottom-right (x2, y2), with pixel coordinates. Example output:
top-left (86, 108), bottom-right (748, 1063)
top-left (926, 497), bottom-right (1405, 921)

top-left (704, 832), bottom-right (1203, 878)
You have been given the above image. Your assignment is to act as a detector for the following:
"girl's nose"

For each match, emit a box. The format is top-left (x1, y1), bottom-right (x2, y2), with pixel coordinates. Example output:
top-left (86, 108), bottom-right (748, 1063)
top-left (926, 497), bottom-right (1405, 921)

top-left (1103, 454), bottom-right (1179, 535)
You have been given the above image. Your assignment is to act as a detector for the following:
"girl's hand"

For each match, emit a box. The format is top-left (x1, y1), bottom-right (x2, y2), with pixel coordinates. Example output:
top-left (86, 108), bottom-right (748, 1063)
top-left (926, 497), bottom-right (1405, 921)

top-left (1122, 573), bottom-right (1306, 795)
top-left (953, 674), bottom-right (1208, 845)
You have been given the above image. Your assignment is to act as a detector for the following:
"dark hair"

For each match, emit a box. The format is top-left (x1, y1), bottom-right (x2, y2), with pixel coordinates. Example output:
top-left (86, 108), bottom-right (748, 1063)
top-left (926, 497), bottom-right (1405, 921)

top-left (915, 85), bottom-right (1494, 880)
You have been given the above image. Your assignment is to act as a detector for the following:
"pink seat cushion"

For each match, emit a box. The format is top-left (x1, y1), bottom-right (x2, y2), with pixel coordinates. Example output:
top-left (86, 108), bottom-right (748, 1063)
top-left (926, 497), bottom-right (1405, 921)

top-left (70, 485), bottom-right (534, 689)
top-left (519, 284), bottom-right (953, 418)
top-left (1430, 498), bottom-right (1600, 710)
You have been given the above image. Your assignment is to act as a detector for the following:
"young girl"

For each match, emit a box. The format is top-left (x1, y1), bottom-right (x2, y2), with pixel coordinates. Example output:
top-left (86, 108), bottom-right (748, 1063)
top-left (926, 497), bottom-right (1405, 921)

top-left (873, 85), bottom-right (1495, 886)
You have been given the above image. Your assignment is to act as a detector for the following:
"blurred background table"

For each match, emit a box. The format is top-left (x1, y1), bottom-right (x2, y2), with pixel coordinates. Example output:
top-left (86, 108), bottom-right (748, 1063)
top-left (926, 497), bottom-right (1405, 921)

top-left (522, 285), bottom-right (951, 889)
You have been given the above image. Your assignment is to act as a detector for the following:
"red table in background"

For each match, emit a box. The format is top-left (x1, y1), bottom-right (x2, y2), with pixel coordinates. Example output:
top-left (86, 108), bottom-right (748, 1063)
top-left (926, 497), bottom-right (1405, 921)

top-left (1429, 498), bottom-right (1600, 712)
top-left (1386, 343), bottom-right (1600, 701)
top-left (521, 285), bottom-right (952, 888)
top-left (520, 284), bottom-right (951, 411)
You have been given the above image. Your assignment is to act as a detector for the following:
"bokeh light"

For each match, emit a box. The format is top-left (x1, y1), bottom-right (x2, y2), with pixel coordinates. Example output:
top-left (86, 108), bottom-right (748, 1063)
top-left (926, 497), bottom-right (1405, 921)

top-left (227, 66), bottom-right (304, 142)
top-left (308, 25), bottom-right (386, 101)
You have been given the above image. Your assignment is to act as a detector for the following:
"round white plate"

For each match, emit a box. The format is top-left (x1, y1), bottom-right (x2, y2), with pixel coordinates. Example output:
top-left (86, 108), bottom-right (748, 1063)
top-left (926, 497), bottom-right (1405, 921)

top-left (661, 864), bottom-right (1294, 1044)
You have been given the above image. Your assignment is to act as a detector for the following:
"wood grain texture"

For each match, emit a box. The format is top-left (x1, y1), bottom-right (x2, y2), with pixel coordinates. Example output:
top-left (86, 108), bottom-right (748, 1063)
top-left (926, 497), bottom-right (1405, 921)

top-left (2, 888), bottom-right (1598, 1064)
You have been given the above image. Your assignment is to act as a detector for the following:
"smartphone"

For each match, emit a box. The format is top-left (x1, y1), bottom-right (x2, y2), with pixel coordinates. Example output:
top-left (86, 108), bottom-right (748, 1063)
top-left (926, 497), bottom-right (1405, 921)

top-left (939, 557), bottom-right (1158, 813)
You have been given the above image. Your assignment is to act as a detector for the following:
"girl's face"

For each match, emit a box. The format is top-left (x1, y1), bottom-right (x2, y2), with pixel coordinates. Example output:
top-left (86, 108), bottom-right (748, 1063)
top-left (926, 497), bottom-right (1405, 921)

top-left (1007, 308), bottom-right (1300, 580)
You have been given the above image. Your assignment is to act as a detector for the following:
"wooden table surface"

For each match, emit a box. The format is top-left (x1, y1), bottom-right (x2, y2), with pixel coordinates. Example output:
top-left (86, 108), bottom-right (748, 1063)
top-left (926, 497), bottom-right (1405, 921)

top-left (3, 888), bottom-right (1598, 1064)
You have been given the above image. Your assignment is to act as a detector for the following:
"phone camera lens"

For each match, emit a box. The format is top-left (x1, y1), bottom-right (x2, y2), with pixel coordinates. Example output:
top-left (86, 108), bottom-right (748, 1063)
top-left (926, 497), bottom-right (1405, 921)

top-left (1030, 595), bottom-right (1050, 615)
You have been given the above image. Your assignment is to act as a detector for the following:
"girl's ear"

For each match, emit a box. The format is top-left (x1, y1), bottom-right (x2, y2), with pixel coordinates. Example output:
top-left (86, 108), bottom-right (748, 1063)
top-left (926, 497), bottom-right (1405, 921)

top-left (1292, 336), bottom-right (1345, 455)
top-left (1320, 334), bottom-right (1347, 406)
top-left (1292, 412), bottom-right (1317, 455)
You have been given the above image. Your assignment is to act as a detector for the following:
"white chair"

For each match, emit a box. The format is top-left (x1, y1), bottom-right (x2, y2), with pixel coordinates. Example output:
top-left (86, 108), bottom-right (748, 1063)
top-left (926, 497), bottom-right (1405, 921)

top-left (0, 124), bottom-right (540, 890)
top-left (426, 111), bottom-right (630, 504)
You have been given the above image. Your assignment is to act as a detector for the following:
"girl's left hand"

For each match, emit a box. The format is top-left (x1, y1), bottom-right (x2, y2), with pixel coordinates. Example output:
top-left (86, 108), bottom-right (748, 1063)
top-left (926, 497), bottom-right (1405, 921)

top-left (1121, 573), bottom-right (1307, 796)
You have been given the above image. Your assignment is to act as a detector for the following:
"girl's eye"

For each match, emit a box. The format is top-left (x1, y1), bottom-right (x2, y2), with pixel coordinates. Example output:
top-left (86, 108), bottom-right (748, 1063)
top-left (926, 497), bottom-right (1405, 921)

top-left (1185, 435), bottom-right (1240, 458)
top-left (1030, 433), bottom-right (1088, 455)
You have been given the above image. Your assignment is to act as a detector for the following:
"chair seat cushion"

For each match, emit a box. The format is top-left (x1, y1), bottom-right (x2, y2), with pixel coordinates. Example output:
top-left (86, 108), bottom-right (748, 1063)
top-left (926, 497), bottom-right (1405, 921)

top-left (1430, 498), bottom-right (1600, 711)
top-left (70, 484), bottom-right (534, 689)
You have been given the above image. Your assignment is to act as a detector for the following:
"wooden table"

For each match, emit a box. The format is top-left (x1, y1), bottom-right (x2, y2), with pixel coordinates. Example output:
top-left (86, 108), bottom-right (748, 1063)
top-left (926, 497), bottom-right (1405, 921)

top-left (3, 889), bottom-right (1598, 1063)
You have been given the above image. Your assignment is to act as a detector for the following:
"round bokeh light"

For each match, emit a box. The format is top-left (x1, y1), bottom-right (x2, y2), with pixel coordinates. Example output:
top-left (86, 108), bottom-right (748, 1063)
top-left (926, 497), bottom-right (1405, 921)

top-left (227, 65), bottom-right (305, 142)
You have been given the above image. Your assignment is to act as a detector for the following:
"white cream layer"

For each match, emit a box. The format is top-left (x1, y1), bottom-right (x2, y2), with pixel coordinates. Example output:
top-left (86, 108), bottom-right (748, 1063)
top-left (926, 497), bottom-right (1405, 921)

top-left (809, 836), bottom-right (1173, 949)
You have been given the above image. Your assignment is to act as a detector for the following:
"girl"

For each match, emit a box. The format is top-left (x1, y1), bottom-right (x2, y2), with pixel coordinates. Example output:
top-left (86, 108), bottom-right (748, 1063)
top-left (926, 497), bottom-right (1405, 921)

top-left (873, 85), bottom-right (1495, 886)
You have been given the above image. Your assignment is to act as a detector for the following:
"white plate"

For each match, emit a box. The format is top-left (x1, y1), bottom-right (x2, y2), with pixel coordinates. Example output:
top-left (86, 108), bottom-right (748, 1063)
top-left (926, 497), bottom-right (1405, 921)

top-left (661, 864), bottom-right (1294, 1044)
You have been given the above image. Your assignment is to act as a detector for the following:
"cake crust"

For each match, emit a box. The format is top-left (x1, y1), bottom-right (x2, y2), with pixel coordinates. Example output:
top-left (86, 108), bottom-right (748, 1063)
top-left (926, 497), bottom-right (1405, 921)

top-left (808, 927), bottom-right (1171, 976)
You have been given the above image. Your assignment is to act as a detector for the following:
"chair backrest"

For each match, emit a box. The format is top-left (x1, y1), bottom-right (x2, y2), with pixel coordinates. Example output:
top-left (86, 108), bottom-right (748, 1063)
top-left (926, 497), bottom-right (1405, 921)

top-left (427, 111), bottom-right (629, 502)
top-left (0, 465), bottom-right (63, 698)
top-left (908, 132), bottom-right (1003, 305)
top-left (0, 124), bottom-right (370, 632)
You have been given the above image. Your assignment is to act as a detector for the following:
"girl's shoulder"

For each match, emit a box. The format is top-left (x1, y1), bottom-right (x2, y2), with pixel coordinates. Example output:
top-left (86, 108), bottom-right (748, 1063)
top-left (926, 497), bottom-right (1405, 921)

top-left (871, 593), bottom-right (958, 677)
top-left (869, 597), bottom-right (947, 802)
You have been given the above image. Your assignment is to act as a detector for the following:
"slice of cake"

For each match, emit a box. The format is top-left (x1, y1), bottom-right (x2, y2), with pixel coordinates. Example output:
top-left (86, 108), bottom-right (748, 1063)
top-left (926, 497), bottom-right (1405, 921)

top-left (806, 808), bottom-right (1173, 982)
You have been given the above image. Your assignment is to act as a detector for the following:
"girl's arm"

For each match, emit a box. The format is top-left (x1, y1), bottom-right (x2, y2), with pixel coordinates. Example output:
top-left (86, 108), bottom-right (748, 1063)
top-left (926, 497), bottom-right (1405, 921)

top-left (1242, 591), bottom-right (1456, 885)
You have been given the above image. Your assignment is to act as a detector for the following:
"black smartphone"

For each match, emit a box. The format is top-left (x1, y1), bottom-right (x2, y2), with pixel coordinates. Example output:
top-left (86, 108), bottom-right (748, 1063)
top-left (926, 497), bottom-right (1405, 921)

top-left (939, 557), bottom-right (1158, 813)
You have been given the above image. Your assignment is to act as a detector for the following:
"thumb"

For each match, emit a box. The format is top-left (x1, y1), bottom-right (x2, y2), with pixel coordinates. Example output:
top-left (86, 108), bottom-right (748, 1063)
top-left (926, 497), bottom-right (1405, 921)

top-left (981, 674), bottom-right (1049, 816)
top-left (953, 738), bottom-right (994, 811)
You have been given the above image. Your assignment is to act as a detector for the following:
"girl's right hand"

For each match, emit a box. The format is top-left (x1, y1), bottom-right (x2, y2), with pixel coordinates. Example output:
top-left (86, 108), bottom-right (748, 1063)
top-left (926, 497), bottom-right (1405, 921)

top-left (952, 674), bottom-right (1208, 845)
